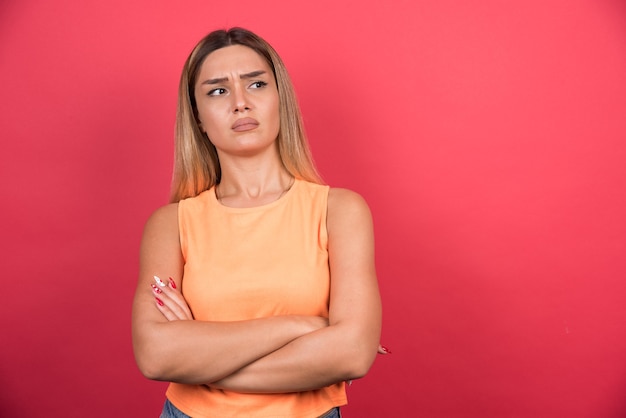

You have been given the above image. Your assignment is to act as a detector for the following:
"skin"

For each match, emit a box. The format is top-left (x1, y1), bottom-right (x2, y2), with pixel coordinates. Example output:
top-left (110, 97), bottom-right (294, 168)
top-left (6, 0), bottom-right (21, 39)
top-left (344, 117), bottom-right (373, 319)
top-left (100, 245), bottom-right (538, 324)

top-left (196, 44), bottom-right (289, 205)
top-left (196, 45), bottom-right (280, 158)
top-left (131, 45), bottom-right (384, 393)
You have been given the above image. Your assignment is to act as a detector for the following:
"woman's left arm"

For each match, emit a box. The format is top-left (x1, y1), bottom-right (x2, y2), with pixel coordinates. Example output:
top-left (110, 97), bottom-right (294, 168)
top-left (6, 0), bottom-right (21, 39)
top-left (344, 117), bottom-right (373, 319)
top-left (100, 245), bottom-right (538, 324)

top-left (209, 188), bottom-right (382, 393)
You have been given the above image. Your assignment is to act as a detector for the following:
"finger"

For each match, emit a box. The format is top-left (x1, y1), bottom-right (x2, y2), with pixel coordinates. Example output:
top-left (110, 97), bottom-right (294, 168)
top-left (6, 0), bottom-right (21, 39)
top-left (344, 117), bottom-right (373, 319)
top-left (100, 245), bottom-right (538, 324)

top-left (151, 283), bottom-right (189, 320)
top-left (152, 276), bottom-right (193, 320)
top-left (378, 344), bottom-right (392, 354)
top-left (153, 275), bottom-right (168, 288)
top-left (167, 277), bottom-right (194, 319)
top-left (154, 297), bottom-right (181, 321)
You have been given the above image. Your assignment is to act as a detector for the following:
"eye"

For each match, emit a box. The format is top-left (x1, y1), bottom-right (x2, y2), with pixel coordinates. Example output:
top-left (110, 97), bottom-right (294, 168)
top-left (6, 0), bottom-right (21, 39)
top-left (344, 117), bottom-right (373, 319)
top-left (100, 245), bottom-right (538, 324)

top-left (250, 81), bottom-right (268, 89)
top-left (208, 88), bottom-right (227, 96)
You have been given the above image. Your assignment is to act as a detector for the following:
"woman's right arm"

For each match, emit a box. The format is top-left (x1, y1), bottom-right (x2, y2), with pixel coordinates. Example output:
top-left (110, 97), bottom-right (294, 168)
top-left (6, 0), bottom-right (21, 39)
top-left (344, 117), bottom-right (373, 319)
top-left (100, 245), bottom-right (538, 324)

top-left (131, 203), bottom-right (326, 384)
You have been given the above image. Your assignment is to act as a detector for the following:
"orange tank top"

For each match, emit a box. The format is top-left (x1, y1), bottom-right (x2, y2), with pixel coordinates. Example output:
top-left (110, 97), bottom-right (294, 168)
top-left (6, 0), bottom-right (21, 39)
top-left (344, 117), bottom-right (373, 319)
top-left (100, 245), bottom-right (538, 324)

top-left (166, 179), bottom-right (347, 417)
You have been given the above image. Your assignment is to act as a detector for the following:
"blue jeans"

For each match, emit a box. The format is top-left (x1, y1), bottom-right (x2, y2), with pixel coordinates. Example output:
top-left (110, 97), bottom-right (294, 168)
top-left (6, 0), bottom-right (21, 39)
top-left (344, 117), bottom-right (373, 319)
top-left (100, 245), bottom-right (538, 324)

top-left (159, 399), bottom-right (341, 417)
top-left (160, 399), bottom-right (190, 418)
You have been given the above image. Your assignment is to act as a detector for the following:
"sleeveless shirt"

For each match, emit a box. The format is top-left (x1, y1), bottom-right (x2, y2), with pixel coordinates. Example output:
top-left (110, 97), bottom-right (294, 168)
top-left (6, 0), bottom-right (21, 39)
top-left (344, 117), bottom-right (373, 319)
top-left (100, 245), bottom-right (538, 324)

top-left (165, 179), bottom-right (347, 417)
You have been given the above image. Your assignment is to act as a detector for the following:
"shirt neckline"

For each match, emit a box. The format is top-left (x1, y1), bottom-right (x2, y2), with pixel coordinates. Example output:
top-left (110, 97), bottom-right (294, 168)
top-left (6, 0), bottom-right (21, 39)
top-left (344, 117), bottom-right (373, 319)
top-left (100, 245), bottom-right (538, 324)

top-left (209, 179), bottom-right (300, 213)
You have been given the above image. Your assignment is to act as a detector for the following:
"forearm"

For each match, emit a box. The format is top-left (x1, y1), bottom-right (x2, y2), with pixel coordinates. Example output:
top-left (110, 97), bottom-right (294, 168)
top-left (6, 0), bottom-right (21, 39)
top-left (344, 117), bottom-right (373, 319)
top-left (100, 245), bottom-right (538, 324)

top-left (133, 313), bottom-right (322, 384)
top-left (134, 205), bottom-right (329, 384)
top-left (209, 321), bottom-right (379, 393)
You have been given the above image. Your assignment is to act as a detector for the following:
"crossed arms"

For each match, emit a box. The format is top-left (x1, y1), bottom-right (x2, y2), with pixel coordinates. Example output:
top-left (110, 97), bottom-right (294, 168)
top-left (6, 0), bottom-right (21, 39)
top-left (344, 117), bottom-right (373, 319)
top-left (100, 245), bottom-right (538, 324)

top-left (131, 188), bottom-right (382, 393)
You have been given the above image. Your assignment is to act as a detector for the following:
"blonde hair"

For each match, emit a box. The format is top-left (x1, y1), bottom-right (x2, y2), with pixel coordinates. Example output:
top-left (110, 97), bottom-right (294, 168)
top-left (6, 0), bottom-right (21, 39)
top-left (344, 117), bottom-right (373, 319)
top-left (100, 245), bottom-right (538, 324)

top-left (170, 27), bottom-right (322, 203)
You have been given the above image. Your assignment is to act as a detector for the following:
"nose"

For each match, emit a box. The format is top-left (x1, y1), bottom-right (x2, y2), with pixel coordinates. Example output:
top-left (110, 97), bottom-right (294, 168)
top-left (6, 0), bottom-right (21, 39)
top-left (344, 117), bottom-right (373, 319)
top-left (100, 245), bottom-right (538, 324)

top-left (232, 85), bottom-right (250, 113)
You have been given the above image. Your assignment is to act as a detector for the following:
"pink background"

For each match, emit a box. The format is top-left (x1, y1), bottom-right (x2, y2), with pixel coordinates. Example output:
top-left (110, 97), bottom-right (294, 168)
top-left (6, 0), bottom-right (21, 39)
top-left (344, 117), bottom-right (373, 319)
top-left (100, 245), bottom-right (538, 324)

top-left (2, 0), bottom-right (626, 416)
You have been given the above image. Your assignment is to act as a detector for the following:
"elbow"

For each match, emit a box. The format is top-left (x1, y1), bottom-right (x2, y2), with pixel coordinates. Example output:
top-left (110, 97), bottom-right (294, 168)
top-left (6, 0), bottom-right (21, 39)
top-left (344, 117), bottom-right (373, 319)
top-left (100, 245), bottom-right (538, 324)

top-left (132, 321), bottom-right (183, 381)
top-left (135, 348), bottom-right (168, 381)
top-left (133, 335), bottom-right (172, 381)
top-left (347, 351), bottom-right (376, 380)
top-left (341, 341), bottom-right (378, 380)
top-left (333, 324), bottom-right (380, 380)
top-left (136, 356), bottom-right (168, 381)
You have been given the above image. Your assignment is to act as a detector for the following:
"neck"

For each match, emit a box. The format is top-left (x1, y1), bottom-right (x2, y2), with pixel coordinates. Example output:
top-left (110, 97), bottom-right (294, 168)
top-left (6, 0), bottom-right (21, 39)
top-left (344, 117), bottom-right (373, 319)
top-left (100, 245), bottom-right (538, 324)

top-left (215, 148), bottom-right (294, 207)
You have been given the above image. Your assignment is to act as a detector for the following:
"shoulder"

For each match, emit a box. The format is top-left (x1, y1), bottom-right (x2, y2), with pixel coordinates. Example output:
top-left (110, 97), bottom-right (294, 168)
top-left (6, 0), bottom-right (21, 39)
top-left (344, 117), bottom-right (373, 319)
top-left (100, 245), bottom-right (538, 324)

top-left (146, 202), bottom-right (179, 224)
top-left (327, 188), bottom-right (373, 231)
top-left (142, 203), bottom-right (179, 238)
top-left (328, 188), bottom-right (371, 213)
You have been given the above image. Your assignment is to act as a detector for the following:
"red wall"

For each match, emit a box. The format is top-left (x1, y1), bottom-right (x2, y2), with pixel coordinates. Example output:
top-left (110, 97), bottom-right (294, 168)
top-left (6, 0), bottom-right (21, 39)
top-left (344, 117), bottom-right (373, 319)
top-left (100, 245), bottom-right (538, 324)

top-left (2, 0), bottom-right (625, 416)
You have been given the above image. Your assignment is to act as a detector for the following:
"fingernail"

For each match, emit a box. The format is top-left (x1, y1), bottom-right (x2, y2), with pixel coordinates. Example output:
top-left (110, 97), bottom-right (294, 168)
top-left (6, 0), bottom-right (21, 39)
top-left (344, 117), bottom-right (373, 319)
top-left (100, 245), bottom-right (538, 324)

top-left (151, 284), bottom-right (162, 294)
top-left (155, 297), bottom-right (164, 306)
top-left (381, 345), bottom-right (392, 354)
top-left (154, 275), bottom-right (166, 287)
top-left (168, 277), bottom-right (177, 289)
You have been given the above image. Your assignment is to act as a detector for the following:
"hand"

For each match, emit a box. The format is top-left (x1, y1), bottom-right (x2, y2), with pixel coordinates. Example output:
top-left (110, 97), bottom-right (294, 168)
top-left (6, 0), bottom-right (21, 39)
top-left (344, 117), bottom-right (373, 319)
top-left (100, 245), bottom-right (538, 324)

top-left (377, 344), bottom-right (391, 354)
top-left (151, 275), bottom-right (193, 321)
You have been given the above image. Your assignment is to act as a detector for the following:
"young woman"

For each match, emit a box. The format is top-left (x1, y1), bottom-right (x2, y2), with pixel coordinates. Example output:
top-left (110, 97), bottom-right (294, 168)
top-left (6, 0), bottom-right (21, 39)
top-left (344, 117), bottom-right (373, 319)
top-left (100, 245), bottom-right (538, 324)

top-left (132, 27), bottom-right (384, 418)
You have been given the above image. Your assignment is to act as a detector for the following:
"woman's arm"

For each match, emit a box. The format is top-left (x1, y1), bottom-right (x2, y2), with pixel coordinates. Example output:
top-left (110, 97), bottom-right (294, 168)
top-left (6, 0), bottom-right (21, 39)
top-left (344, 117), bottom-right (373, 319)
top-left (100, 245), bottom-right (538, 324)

top-left (208, 188), bottom-right (382, 392)
top-left (131, 203), bottom-right (328, 384)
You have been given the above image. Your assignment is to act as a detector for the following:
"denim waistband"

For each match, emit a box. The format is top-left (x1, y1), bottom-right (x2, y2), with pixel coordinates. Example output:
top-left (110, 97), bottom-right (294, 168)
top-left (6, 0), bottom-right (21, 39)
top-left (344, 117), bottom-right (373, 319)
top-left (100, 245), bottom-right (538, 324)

top-left (159, 399), bottom-right (341, 418)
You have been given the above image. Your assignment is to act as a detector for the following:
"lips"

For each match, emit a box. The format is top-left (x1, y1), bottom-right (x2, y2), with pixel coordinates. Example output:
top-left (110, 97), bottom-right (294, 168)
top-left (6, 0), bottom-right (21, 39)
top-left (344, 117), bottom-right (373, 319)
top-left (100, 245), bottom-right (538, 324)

top-left (231, 117), bottom-right (259, 132)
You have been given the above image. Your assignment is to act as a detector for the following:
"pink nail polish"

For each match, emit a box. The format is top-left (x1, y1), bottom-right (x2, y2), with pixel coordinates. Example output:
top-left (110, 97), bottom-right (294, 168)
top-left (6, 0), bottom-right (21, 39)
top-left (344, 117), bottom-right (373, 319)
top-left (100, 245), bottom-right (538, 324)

top-left (169, 277), bottom-right (177, 289)
top-left (381, 345), bottom-right (392, 354)
top-left (151, 284), bottom-right (162, 294)
top-left (155, 297), bottom-right (164, 306)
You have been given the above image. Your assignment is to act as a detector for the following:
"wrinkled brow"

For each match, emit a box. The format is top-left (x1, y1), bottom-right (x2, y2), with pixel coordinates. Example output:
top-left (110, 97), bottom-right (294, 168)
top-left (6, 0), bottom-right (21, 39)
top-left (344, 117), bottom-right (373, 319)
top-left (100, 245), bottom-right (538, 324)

top-left (201, 70), bottom-right (267, 85)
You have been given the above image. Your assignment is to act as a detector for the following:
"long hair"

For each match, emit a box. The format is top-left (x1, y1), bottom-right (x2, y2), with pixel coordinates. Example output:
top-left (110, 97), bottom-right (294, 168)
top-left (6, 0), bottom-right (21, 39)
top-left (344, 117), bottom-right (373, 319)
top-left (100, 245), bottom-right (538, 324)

top-left (170, 27), bottom-right (322, 203)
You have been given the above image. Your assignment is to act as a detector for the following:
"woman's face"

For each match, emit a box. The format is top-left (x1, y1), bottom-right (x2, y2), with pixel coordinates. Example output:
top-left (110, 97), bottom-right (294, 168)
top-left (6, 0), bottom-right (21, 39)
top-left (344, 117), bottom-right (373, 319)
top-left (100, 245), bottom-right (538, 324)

top-left (194, 45), bottom-right (280, 158)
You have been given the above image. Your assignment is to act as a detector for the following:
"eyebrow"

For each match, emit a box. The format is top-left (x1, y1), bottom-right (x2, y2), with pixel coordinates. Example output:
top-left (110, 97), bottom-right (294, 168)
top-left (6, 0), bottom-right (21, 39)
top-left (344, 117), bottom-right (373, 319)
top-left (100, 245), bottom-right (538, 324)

top-left (201, 70), bottom-right (267, 85)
